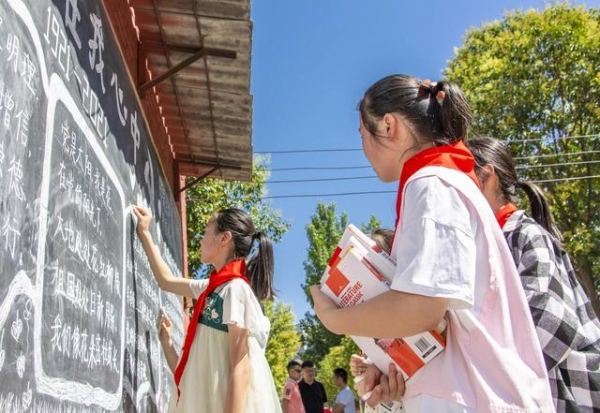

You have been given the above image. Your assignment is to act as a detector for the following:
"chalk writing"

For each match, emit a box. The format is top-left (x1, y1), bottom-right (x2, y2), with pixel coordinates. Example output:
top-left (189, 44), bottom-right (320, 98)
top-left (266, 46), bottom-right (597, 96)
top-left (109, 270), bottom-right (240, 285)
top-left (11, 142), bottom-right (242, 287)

top-left (64, 0), bottom-right (81, 50)
top-left (44, 6), bottom-right (71, 81)
top-left (88, 12), bottom-right (105, 93)
top-left (111, 73), bottom-right (128, 126)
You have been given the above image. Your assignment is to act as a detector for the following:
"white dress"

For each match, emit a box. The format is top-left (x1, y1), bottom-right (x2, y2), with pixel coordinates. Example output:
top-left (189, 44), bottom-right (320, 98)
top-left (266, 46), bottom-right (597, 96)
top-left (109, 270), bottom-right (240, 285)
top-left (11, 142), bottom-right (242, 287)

top-left (167, 279), bottom-right (282, 413)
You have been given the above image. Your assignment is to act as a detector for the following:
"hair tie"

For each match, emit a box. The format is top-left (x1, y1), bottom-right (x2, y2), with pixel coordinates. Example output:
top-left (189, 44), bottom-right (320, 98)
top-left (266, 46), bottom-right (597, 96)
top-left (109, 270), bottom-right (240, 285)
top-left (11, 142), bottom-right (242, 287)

top-left (421, 79), bottom-right (445, 107)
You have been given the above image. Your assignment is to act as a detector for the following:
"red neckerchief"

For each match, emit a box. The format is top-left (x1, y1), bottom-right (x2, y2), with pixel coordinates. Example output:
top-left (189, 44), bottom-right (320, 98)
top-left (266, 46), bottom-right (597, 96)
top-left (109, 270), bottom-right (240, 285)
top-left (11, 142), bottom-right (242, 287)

top-left (394, 141), bottom-right (480, 244)
top-left (495, 203), bottom-right (518, 229)
top-left (174, 259), bottom-right (250, 399)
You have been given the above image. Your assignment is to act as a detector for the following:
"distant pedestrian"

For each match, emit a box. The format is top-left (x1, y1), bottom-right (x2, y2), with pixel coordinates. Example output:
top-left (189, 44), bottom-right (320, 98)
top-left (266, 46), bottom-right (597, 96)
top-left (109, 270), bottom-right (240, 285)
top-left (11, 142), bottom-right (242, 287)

top-left (299, 360), bottom-right (328, 413)
top-left (332, 368), bottom-right (356, 413)
top-left (282, 360), bottom-right (306, 413)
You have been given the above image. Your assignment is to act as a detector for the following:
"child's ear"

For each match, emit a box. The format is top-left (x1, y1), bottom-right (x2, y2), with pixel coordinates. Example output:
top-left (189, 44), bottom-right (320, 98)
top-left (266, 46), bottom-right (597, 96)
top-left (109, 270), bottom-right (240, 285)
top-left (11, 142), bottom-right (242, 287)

top-left (478, 164), bottom-right (494, 184)
top-left (220, 230), bottom-right (233, 245)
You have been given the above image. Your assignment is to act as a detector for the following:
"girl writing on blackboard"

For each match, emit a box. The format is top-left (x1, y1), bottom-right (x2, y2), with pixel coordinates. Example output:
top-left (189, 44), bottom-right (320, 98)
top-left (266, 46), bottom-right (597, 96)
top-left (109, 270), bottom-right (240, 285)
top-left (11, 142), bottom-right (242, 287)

top-left (133, 206), bottom-right (282, 413)
top-left (309, 75), bottom-right (554, 412)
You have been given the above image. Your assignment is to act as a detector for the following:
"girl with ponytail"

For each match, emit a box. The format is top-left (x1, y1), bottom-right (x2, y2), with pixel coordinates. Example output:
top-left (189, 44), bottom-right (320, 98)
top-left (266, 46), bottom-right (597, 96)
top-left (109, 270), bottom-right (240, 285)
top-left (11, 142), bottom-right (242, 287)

top-left (465, 137), bottom-right (600, 413)
top-left (133, 206), bottom-right (282, 413)
top-left (309, 75), bottom-right (553, 412)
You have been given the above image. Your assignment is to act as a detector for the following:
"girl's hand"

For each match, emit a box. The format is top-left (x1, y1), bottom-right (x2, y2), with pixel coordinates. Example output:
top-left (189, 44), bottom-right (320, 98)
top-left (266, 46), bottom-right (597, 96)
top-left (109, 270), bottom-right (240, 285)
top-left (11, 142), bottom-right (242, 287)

top-left (157, 309), bottom-right (173, 346)
top-left (309, 285), bottom-right (339, 332)
top-left (363, 364), bottom-right (405, 407)
top-left (132, 206), bottom-right (153, 235)
top-left (350, 354), bottom-right (369, 377)
top-left (353, 363), bottom-right (383, 403)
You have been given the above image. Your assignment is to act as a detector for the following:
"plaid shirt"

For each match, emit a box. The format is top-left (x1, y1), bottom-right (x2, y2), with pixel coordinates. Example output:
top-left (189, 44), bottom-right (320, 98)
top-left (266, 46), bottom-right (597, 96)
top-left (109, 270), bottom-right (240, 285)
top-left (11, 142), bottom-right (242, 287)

top-left (504, 211), bottom-right (600, 413)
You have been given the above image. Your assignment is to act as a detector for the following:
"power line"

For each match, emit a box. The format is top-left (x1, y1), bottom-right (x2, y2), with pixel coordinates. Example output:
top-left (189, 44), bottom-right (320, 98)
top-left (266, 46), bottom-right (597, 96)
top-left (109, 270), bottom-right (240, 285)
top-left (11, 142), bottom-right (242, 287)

top-left (261, 190), bottom-right (396, 199)
top-left (507, 133), bottom-right (600, 145)
top-left (263, 151), bottom-right (600, 173)
top-left (266, 165), bottom-right (372, 172)
top-left (255, 175), bottom-right (599, 200)
top-left (256, 133), bottom-right (600, 155)
top-left (516, 159), bottom-right (600, 170)
top-left (514, 149), bottom-right (600, 161)
top-left (261, 161), bottom-right (600, 185)
top-left (267, 175), bottom-right (377, 184)
top-left (256, 148), bottom-right (362, 154)
top-left (533, 174), bottom-right (600, 184)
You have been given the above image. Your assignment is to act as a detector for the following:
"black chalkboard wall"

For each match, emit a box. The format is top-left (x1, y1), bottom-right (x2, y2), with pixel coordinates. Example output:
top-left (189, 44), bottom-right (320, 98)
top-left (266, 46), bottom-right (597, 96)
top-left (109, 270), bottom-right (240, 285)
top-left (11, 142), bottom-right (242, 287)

top-left (0, 0), bottom-right (185, 412)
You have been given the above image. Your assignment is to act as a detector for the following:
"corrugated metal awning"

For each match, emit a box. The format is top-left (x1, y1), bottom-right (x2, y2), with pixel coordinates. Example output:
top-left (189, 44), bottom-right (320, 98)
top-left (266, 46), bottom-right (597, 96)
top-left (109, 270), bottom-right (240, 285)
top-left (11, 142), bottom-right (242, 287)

top-left (130, 0), bottom-right (253, 181)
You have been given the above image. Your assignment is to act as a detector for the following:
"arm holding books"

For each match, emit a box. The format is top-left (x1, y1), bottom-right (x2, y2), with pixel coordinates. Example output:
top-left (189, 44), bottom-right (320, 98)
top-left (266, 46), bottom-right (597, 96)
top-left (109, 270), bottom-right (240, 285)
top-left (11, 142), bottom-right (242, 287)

top-left (310, 286), bottom-right (448, 338)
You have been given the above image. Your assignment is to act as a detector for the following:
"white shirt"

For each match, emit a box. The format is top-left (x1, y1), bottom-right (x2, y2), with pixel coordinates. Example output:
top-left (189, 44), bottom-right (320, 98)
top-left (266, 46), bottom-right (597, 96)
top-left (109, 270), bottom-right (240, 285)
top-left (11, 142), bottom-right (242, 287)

top-left (389, 167), bottom-right (553, 413)
top-left (334, 386), bottom-right (356, 413)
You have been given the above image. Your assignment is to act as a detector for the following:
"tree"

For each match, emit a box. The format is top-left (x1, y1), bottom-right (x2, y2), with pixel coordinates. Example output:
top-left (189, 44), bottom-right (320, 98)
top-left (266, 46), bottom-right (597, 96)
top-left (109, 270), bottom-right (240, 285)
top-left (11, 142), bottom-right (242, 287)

top-left (185, 155), bottom-right (291, 277)
top-left (299, 203), bottom-right (348, 363)
top-left (445, 4), bottom-right (600, 313)
top-left (264, 299), bottom-right (302, 394)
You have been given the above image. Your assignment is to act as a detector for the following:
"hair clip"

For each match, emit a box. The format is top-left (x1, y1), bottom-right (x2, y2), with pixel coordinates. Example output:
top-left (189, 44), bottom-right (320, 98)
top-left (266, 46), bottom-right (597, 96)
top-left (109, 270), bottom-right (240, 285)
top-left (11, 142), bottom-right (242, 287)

top-left (436, 90), bottom-right (446, 107)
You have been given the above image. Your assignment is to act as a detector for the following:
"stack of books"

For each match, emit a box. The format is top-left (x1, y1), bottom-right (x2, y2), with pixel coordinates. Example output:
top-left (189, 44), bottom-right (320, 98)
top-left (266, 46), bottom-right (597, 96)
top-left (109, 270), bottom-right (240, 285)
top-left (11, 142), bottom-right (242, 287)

top-left (320, 225), bottom-right (447, 381)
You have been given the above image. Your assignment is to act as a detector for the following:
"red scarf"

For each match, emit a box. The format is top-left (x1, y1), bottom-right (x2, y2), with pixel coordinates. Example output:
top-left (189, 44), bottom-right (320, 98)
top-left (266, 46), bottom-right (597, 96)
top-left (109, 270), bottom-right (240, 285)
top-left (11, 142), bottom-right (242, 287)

top-left (394, 141), bottom-right (480, 235)
top-left (174, 259), bottom-right (250, 398)
top-left (495, 202), bottom-right (518, 228)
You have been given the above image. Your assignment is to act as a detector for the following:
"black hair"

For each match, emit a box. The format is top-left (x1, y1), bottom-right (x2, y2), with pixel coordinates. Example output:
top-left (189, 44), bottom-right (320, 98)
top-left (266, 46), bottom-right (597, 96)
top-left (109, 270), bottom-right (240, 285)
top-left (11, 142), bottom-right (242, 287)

top-left (465, 137), bottom-right (563, 241)
top-left (212, 208), bottom-right (276, 300)
top-left (287, 360), bottom-right (301, 371)
top-left (371, 228), bottom-right (394, 254)
top-left (333, 368), bottom-right (348, 383)
top-left (301, 360), bottom-right (315, 369)
top-left (359, 74), bottom-right (471, 146)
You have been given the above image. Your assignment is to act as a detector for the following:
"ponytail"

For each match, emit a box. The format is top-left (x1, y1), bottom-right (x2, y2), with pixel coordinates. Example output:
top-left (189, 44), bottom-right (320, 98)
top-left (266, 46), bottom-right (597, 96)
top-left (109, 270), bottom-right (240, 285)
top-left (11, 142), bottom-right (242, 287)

top-left (516, 181), bottom-right (563, 241)
top-left (213, 209), bottom-right (276, 301)
top-left (466, 137), bottom-right (563, 242)
top-left (359, 75), bottom-right (471, 146)
top-left (247, 231), bottom-right (275, 301)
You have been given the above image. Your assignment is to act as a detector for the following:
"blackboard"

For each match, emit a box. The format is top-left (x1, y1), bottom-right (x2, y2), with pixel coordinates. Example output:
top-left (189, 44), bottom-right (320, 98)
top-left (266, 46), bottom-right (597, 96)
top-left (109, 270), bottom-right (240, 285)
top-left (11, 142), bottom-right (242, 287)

top-left (0, 0), bottom-right (185, 412)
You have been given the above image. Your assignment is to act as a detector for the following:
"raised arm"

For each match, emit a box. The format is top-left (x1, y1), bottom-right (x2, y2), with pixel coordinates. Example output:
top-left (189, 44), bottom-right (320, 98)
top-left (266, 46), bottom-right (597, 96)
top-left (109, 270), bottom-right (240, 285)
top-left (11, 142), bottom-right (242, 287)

top-left (133, 206), bottom-right (192, 297)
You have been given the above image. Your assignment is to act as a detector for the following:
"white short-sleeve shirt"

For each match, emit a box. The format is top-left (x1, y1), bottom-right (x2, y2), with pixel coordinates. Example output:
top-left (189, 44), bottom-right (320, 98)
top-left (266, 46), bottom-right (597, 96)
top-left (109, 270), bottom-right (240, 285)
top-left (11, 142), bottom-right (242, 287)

top-left (389, 167), bottom-right (553, 413)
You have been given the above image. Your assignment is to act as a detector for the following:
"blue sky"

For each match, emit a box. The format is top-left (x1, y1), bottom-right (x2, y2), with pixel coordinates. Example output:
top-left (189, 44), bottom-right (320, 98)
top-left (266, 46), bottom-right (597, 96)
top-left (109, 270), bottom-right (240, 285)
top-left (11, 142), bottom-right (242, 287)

top-left (250, 0), bottom-right (600, 320)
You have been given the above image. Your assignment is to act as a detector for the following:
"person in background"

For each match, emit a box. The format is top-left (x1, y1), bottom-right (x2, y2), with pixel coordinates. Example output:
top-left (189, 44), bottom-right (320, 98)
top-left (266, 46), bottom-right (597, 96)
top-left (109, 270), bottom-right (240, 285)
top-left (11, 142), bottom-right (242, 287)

top-left (309, 74), bottom-right (554, 412)
top-left (370, 228), bottom-right (394, 256)
top-left (133, 206), bottom-right (282, 413)
top-left (332, 368), bottom-right (356, 413)
top-left (299, 360), bottom-right (328, 413)
top-left (282, 360), bottom-right (306, 413)
top-left (465, 136), bottom-right (600, 413)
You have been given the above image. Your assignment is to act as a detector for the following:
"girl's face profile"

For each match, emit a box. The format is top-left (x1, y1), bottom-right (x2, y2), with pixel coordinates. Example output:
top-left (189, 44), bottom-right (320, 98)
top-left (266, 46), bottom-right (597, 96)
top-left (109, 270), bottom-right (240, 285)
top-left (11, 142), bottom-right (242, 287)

top-left (360, 115), bottom-right (403, 183)
top-left (200, 218), bottom-right (221, 264)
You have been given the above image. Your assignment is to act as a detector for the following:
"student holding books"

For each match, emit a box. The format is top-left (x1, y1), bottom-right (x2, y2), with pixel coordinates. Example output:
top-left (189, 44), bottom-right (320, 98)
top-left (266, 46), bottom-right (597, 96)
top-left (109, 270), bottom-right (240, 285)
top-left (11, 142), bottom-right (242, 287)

top-left (465, 137), bottom-right (600, 413)
top-left (310, 74), bottom-right (554, 412)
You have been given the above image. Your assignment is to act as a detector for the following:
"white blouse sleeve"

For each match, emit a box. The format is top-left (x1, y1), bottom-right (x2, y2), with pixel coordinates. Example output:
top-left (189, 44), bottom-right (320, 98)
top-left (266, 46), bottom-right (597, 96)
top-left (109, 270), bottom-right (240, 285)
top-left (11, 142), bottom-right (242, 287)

top-left (220, 279), bottom-right (271, 348)
top-left (188, 279), bottom-right (209, 299)
top-left (391, 175), bottom-right (477, 309)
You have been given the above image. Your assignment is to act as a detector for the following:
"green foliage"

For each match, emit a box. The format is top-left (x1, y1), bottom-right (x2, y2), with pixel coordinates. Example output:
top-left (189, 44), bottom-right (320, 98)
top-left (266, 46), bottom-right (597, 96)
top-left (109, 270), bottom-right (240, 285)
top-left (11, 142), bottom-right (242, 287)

top-left (299, 203), bottom-right (348, 362)
top-left (301, 203), bottom-right (349, 304)
top-left (264, 300), bottom-right (302, 394)
top-left (185, 155), bottom-right (291, 277)
top-left (361, 215), bottom-right (383, 235)
top-left (317, 336), bottom-right (360, 406)
top-left (446, 3), bottom-right (600, 309)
